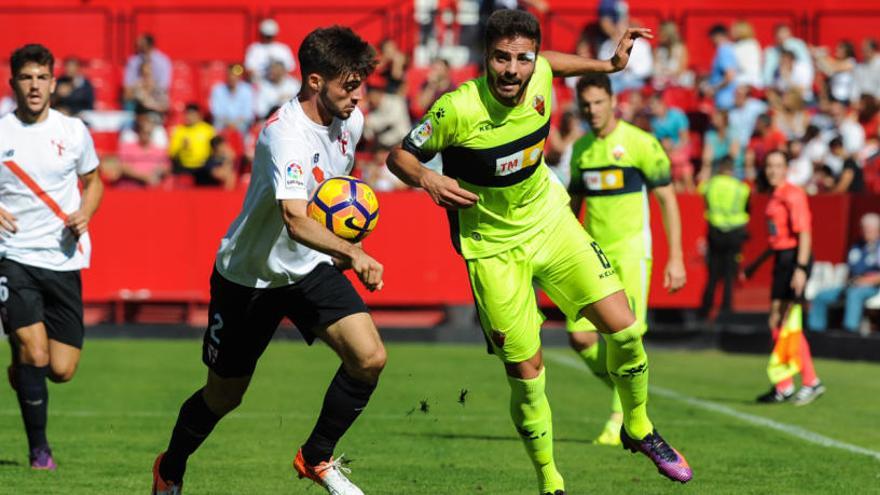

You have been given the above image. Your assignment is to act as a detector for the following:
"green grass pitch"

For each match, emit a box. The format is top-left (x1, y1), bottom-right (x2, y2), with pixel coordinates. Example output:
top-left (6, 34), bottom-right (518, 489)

top-left (1, 339), bottom-right (878, 494)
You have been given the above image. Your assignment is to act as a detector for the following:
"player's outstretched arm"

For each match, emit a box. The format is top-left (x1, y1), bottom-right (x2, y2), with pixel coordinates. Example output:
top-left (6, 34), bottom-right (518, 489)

top-left (386, 146), bottom-right (478, 209)
top-left (67, 169), bottom-right (104, 237)
top-left (653, 184), bottom-right (686, 292)
top-left (279, 199), bottom-right (383, 291)
top-left (543, 27), bottom-right (652, 77)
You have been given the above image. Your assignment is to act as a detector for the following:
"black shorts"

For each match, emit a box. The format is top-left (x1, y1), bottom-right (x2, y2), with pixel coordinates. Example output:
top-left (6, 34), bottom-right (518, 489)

top-left (771, 249), bottom-right (812, 301)
top-left (202, 262), bottom-right (370, 378)
top-left (0, 258), bottom-right (84, 348)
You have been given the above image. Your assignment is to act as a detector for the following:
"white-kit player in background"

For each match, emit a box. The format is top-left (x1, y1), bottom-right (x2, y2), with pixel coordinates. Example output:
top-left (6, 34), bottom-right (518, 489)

top-left (153, 26), bottom-right (386, 495)
top-left (0, 44), bottom-right (104, 470)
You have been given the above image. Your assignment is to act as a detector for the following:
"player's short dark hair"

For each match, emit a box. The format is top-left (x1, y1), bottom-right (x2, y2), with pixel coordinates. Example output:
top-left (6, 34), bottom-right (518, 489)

top-left (298, 26), bottom-right (377, 81)
top-left (715, 155), bottom-right (735, 173)
top-left (576, 73), bottom-right (613, 97)
top-left (708, 24), bottom-right (728, 38)
top-left (485, 9), bottom-right (541, 50)
top-left (10, 44), bottom-right (54, 77)
top-left (766, 149), bottom-right (789, 164)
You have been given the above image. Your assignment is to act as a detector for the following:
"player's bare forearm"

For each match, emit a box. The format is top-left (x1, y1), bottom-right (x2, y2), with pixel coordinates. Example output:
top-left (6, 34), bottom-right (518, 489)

top-left (78, 169), bottom-right (104, 220)
top-left (545, 27), bottom-right (652, 76)
top-left (654, 184), bottom-right (684, 261)
top-left (386, 146), bottom-right (429, 188)
top-left (797, 230), bottom-right (811, 267)
top-left (280, 200), bottom-right (360, 262)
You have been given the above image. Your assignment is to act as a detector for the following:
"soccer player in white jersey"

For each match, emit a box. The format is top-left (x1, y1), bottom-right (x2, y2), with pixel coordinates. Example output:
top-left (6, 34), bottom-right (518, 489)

top-left (152, 27), bottom-right (384, 495)
top-left (0, 44), bottom-right (104, 470)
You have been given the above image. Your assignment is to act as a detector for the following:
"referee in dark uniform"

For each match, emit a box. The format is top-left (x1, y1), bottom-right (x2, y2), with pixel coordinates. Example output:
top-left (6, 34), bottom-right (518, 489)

top-left (698, 157), bottom-right (750, 319)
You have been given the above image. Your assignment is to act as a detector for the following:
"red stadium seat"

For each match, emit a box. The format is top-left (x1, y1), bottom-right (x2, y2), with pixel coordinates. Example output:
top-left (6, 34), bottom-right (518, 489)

top-left (197, 60), bottom-right (228, 111)
top-left (83, 59), bottom-right (121, 110)
top-left (168, 61), bottom-right (198, 119)
top-left (90, 131), bottom-right (119, 156)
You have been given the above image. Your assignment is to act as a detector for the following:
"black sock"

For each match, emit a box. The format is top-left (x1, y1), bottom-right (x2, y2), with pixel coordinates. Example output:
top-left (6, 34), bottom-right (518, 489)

top-left (15, 364), bottom-right (49, 451)
top-left (159, 388), bottom-right (221, 483)
top-left (301, 366), bottom-right (377, 466)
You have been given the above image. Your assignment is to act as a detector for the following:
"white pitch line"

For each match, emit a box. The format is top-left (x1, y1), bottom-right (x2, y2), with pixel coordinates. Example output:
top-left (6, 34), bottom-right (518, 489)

top-left (546, 352), bottom-right (880, 462)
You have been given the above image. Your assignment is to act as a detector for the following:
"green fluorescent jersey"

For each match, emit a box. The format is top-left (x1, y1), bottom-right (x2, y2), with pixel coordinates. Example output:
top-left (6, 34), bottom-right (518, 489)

top-left (568, 121), bottom-right (670, 254)
top-left (402, 56), bottom-right (568, 259)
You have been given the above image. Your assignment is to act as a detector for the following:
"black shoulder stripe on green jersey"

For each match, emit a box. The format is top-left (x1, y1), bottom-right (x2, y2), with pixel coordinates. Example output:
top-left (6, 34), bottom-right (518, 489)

top-left (402, 134), bottom-right (437, 163)
top-left (569, 165), bottom-right (646, 196)
top-left (441, 120), bottom-right (551, 187)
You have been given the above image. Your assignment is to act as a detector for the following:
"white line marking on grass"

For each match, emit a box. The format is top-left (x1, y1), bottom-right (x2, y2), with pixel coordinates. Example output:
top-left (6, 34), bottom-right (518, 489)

top-left (546, 352), bottom-right (880, 462)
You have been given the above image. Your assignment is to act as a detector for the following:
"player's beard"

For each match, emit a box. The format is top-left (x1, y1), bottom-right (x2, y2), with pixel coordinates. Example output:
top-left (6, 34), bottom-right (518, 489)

top-left (488, 69), bottom-right (533, 106)
top-left (319, 86), bottom-right (352, 121)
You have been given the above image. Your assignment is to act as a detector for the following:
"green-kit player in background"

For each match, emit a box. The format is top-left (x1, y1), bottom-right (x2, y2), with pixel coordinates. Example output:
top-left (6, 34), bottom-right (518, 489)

top-left (387, 9), bottom-right (692, 494)
top-left (567, 74), bottom-right (687, 446)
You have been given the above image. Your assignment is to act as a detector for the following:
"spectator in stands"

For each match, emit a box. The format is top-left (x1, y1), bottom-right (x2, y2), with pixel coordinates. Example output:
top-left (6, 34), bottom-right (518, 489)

top-left (746, 113), bottom-right (788, 185)
top-left (857, 94), bottom-right (880, 139)
top-left (649, 93), bottom-right (693, 191)
top-left (416, 58), bottom-right (454, 117)
top-left (363, 85), bottom-right (411, 149)
top-left (701, 110), bottom-right (742, 180)
top-left (124, 33), bottom-right (171, 93)
top-left (169, 103), bottom-right (216, 175)
top-left (729, 85), bottom-right (768, 147)
top-left (109, 107), bottom-right (170, 188)
top-left (825, 136), bottom-right (865, 193)
top-left (599, 23), bottom-right (652, 92)
top-left (814, 41), bottom-right (857, 104)
top-left (827, 100), bottom-right (866, 156)
top-left (706, 24), bottom-right (739, 111)
top-left (652, 20), bottom-right (691, 89)
top-left (254, 61), bottom-right (301, 121)
top-left (786, 139), bottom-right (813, 187)
top-left (731, 20), bottom-right (763, 89)
top-left (546, 110), bottom-right (584, 187)
top-left (244, 19), bottom-right (296, 80)
top-left (773, 88), bottom-right (809, 141)
top-left (210, 63), bottom-right (254, 134)
top-left (853, 38), bottom-right (880, 100)
top-left (375, 39), bottom-right (407, 96)
top-left (124, 61), bottom-right (169, 114)
top-left (120, 105), bottom-right (168, 148)
top-left (53, 58), bottom-right (94, 116)
top-left (193, 136), bottom-right (237, 189)
top-left (763, 24), bottom-right (813, 90)
top-left (565, 38), bottom-right (595, 91)
top-left (810, 164), bottom-right (837, 193)
top-left (771, 49), bottom-right (814, 102)
top-left (360, 145), bottom-right (407, 192)
top-left (808, 213), bottom-right (880, 334)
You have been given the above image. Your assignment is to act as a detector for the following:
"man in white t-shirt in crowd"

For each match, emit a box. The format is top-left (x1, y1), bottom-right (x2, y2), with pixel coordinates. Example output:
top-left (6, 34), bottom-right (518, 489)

top-left (254, 60), bottom-right (302, 119)
top-left (245, 18), bottom-right (297, 80)
top-left (152, 26), bottom-right (384, 495)
top-left (0, 44), bottom-right (104, 470)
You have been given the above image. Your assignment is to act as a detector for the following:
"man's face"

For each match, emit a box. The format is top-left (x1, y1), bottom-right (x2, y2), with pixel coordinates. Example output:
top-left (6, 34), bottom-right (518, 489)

top-left (775, 26), bottom-right (791, 45)
top-left (12, 62), bottom-right (55, 116)
top-left (318, 72), bottom-right (364, 120)
top-left (226, 67), bottom-right (241, 87)
top-left (184, 109), bottom-right (201, 126)
top-left (863, 219), bottom-right (880, 243)
top-left (64, 59), bottom-right (80, 77)
top-left (485, 36), bottom-right (537, 106)
top-left (579, 86), bottom-right (614, 133)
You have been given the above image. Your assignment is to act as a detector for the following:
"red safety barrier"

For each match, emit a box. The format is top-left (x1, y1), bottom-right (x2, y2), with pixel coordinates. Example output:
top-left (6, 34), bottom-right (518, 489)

top-left (82, 189), bottom-right (874, 313)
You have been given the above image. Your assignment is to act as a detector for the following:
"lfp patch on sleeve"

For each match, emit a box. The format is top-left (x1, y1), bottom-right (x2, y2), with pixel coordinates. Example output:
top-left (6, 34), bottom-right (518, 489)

top-left (285, 162), bottom-right (305, 188)
top-left (409, 119), bottom-right (433, 147)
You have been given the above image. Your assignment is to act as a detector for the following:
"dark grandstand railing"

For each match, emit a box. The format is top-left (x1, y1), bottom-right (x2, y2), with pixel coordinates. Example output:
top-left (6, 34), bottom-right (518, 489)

top-left (0, 5), bottom-right (114, 62)
top-left (129, 6), bottom-right (252, 64)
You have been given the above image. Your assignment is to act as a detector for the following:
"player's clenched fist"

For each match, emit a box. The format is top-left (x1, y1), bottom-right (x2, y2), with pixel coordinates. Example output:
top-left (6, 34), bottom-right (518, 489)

top-left (65, 210), bottom-right (89, 237)
top-left (351, 250), bottom-right (384, 292)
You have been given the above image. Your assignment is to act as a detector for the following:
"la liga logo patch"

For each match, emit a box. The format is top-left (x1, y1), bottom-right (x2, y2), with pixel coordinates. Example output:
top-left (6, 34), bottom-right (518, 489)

top-left (286, 162), bottom-right (304, 188)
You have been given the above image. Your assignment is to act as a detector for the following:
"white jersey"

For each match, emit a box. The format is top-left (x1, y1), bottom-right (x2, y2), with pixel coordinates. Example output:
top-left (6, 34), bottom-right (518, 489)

top-left (0, 109), bottom-right (98, 271)
top-left (215, 98), bottom-right (363, 288)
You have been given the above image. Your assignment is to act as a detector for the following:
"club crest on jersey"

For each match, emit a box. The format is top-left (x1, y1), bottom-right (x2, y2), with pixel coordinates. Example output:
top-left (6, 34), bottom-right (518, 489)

top-left (51, 139), bottom-right (66, 157)
top-left (612, 144), bottom-right (626, 161)
top-left (339, 131), bottom-right (350, 154)
top-left (410, 119), bottom-right (433, 147)
top-left (285, 162), bottom-right (304, 188)
top-left (532, 94), bottom-right (545, 116)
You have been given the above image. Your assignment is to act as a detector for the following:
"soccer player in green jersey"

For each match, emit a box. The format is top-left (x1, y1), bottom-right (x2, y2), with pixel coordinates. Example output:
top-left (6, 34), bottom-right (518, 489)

top-left (566, 73), bottom-right (687, 447)
top-left (387, 9), bottom-right (692, 494)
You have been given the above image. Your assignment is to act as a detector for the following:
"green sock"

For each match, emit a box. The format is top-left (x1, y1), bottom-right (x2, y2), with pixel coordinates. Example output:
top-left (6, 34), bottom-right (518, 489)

top-left (605, 322), bottom-right (653, 439)
top-left (576, 338), bottom-right (623, 415)
top-left (507, 369), bottom-right (564, 494)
